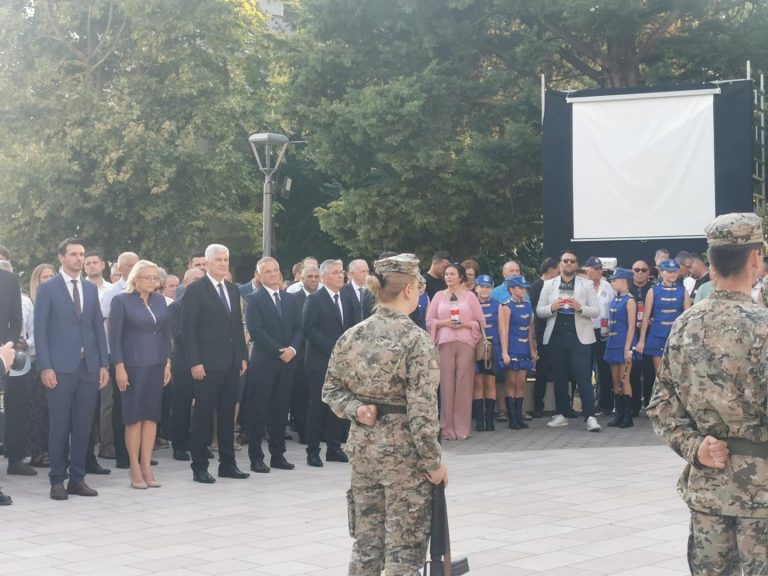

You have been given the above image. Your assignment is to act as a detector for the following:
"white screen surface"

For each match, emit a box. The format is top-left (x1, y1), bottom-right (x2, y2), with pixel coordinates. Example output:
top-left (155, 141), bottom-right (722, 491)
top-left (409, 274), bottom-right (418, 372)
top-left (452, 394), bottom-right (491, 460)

top-left (571, 92), bottom-right (716, 241)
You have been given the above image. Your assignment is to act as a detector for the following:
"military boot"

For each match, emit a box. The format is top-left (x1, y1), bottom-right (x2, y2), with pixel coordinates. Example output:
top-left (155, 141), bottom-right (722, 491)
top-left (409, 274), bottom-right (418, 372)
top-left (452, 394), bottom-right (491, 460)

top-left (607, 395), bottom-right (624, 427)
top-left (473, 399), bottom-right (486, 432)
top-left (484, 399), bottom-right (496, 431)
top-left (506, 397), bottom-right (520, 430)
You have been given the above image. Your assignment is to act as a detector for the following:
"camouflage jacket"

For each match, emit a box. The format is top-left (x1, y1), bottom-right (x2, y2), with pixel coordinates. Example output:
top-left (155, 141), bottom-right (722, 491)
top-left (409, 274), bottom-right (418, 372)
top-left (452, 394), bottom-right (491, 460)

top-left (322, 306), bottom-right (442, 472)
top-left (647, 290), bottom-right (768, 517)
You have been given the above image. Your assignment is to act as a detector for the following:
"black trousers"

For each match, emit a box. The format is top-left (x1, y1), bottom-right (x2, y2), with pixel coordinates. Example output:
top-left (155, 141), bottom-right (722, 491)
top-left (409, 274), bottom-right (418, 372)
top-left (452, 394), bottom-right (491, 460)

top-left (190, 368), bottom-right (239, 472)
top-left (171, 370), bottom-right (195, 451)
top-left (109, 364), bottom-right (128, 463)
top-left (87, 389), bottom-right (101, 461)
top-left (592, 330), bottom-right (613, 412)
top-left (630, 354), bottom-right (656, 413)
top-left (247, 360), bottom-right (294, 462)
top-left (159, 380), bottom-right (173, 440)
top-left (549, 332), bottom-right (595, 418)
top-left (290, 362), bottom-right (308, 438)
top-left (532, 340), bottom-right (550, 413)
top-left (305, 368), bottom-right (342, 455)
top-left (4, 370), bottom-right (32, 464)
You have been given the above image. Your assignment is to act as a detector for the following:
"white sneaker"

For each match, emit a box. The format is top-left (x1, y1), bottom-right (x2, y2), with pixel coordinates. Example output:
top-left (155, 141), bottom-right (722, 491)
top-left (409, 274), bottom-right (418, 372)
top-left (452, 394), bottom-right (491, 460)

top-left (586, 416), bottom-right (602, 432)
top-left (546, 414), bottom-right (568, 428)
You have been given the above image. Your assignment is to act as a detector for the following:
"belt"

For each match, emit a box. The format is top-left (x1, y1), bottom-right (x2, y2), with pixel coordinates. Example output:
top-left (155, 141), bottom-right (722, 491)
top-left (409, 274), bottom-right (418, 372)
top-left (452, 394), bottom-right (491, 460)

top-left (726, 438), bottom-right (768, 458)
top-left (373, 403), bottom-right (407, 419)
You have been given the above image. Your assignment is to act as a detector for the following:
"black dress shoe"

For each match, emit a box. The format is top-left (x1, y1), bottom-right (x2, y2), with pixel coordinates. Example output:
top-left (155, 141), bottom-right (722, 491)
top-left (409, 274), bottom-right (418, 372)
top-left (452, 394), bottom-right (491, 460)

top-left (66, 481), bottom-right (98, 496)
top-left (269, 456), bottom-right (295, 470)
top-left (85, 460), bottom-right (111, 475)
top-left (173, 449), bottom-right (190, 461)
top-left (7, 461), bottom-right (37, 476)
top-left (205, 448), bottom-right (214, 459)
top-left (116, 459), bottom-right (129, 469)
top-left (326, 449), bottom-right (348, 463)
top-left (250, 460), bottom-right (271, 473)
top-left (307, 453), bottom-right (323, 467)
top-left (50, 484), bottom-right (68, 501)
top-left (193, 470), bottom-right (216, 484)
top-left (150, 459), bottom-right (158, 466)
top-left (531, 409), bottom-right (544, 418)
top-left (564, 408), bottom-right (580, 418)
top-left (0, 490), bottom-right (12, 505)
top-left (218, 465), bottom-right (249, 479)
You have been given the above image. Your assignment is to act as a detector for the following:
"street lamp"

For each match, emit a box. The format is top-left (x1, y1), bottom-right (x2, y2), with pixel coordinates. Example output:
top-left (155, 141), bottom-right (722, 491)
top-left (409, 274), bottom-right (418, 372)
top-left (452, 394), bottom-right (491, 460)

top-left (248, 132), bottom-right (290, 257)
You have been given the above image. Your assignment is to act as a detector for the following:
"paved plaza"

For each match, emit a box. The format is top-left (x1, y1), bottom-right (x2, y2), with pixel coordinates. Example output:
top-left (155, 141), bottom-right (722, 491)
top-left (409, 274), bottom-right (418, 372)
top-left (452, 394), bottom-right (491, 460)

top-left (0, 415), bottom-right (692, 576)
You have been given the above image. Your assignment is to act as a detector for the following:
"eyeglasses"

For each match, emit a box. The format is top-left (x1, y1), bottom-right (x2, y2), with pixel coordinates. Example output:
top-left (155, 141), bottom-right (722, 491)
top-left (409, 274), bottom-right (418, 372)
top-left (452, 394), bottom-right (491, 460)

top-left (561, 259), bottom-right (577, 264)
top-left (633, 268), bottom-right (649, 273)
top-left (137, 276), bottom-right (161, 282)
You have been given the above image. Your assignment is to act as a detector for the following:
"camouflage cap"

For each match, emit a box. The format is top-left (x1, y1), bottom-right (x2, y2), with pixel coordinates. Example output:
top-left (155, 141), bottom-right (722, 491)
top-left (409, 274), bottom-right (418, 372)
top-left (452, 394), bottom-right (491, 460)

top-left (374, 253), bottom-right (425, 283)
top-left (705, 213), bottom-right (763, 247)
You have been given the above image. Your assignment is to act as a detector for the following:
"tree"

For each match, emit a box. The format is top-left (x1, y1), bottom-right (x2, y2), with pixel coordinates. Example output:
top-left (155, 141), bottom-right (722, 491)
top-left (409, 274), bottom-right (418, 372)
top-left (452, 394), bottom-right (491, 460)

top-left (0, 0), bottom-right (271, 272)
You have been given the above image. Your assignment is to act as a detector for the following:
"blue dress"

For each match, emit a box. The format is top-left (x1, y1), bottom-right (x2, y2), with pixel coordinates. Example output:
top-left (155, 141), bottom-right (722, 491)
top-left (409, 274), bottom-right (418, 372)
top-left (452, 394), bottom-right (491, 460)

top-left (479, 298), bottom-right (500, 373)
top-left (499, 299), bottom-right (533, 372)
top-left (645, 283), bottom-right (685, 357)
top-left (604, 293), bottom-right (637, 364)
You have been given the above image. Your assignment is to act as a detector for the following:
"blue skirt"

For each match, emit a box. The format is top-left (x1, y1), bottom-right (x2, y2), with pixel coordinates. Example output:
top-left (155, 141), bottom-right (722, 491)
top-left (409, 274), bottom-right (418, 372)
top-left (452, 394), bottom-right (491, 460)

top-left (643, 335), bottom-right (668, 357)
top-left (121, 364), bottom-right (164, 425)
top-left (499, 355), bottom-right (533, 372)
top-left (604, 347), bottom-right (627, 365)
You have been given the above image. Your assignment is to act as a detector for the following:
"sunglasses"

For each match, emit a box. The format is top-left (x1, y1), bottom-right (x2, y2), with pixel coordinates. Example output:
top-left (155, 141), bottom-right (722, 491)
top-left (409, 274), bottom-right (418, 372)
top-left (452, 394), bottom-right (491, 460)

top-left (561, 258), bottom-right (577, 264)
top-left (633, 268), bottom-right (649, 273)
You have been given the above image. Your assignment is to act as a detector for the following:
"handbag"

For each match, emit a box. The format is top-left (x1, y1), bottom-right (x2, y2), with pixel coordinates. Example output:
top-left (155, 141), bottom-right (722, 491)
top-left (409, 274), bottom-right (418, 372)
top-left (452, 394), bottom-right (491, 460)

top-left (423, 483), bottom-right (470, 576)
top-left (474, 324), bottom-right (492, 369)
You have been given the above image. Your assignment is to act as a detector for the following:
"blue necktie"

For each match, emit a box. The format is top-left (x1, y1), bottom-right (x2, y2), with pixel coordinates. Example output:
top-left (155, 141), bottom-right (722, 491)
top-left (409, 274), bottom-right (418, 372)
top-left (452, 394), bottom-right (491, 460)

top-left (218, 283), bottom-right (230, 314)
top-left (274, 291), bottom-right (283, 319)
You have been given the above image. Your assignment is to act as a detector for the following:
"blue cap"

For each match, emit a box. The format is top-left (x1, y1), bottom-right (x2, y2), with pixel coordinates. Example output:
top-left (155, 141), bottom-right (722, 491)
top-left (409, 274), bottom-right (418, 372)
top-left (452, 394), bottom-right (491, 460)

top-left (658, 259), bottom-right (680, 272)
top-left (505, 275), bottom-right (529, 289)
top-left (609, 268), bottom-right (634, 281)
top-left (584, 256), bottom-right (602, 269)
top-left (475, 274), bottom-right (494, 287)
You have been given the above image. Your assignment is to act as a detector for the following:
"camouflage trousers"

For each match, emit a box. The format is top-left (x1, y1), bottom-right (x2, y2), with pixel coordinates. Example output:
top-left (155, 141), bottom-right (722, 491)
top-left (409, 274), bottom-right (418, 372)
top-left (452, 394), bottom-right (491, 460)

top-left (346, 434), bottom-right (433, 575)
top-left (688, 509), bottom-right (768, 575)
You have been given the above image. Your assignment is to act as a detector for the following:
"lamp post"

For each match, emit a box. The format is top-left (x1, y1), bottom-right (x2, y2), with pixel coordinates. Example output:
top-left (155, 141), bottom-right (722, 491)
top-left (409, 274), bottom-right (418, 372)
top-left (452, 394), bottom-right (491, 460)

top-left (248, 132), bottom-right (290, 257)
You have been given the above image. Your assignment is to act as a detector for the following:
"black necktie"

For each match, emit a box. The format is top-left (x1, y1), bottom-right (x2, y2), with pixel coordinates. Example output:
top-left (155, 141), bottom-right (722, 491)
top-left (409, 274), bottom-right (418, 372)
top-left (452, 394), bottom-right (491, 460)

top-left (333, 293), bottom-right (342, 323)
top-left (274, 291), bottom-right (283, 318)
top-left (218, 283), bottom-right (230, 314)
top-left (357, 287), bottom-right (363, 303)
top-left (71, 280), bottom-right (82, 318)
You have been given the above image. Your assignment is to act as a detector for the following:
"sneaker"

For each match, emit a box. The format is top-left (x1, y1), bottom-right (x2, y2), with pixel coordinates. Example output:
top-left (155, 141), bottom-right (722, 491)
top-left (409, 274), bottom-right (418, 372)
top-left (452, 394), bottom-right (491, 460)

top-left (586, 416), bottom-right (602, 432)
top-left (546, 414), bottom-right (568, 428)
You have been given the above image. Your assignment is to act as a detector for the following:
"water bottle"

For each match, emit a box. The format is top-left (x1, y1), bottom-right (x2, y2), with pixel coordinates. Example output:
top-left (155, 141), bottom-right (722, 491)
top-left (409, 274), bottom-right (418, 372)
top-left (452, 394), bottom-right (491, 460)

top-left (449, 293), bottom-right (460, 324)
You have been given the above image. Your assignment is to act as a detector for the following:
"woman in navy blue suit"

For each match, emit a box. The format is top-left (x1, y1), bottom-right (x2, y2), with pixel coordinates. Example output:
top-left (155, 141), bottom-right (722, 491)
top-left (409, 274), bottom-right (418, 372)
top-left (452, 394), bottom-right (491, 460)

top-left (109, 261), bottom-right (172, 489)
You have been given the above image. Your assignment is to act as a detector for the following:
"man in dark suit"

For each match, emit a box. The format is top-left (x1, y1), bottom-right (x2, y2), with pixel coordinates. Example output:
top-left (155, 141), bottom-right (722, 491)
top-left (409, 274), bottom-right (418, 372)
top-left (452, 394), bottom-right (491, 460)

top-left (289, 264), bottom-right (320, 443)
top-left (181, 244), bottom-right (249, 483)
top-left (34, 238), bottom-right (109, 500)
top-left (341, 259), bottom-right (369, 325)
top-left (0, 257), bottom-right (23, 505)
top-left (302, 259), bottom-right (354, 467)
top-left (244, 257), bottom-right (303, 473)
top-left (239, 266), bottom-right (260, 298)
top-left (169, 268), bottom-right (205, 461)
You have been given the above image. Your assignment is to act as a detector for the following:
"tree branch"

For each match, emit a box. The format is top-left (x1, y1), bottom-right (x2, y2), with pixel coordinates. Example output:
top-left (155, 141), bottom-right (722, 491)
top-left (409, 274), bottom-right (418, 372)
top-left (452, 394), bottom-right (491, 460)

top-left (637, 9), bottom-right (681, 60)
top-left (557, 48), bottom-right (603, 84)
top-left (536, 16), bottom-right (604, 67)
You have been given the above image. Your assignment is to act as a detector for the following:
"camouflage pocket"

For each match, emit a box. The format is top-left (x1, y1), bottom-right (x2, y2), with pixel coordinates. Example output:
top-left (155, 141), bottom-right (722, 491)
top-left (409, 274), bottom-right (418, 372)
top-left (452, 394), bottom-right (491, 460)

top-left (346, 488), bottom-right (356, 537)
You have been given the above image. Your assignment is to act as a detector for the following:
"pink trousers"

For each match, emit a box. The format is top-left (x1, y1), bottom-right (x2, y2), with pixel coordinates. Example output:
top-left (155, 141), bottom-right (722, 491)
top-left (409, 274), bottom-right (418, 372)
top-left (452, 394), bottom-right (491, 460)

top-left (438, 341), bottom-right (475, 440)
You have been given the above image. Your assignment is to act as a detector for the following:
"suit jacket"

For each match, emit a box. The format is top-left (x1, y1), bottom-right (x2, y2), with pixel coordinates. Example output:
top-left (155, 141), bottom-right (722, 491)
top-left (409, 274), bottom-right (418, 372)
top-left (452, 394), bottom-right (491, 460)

top-left (181, 276), bottom-right (247, 372)
top-left (535, 276), bottom-right (599, 346)
top-left (340, 281), bottom-right (365, 325)
top-left (0, 270), bottom-right (22, 344)
top-left (302, 286), bottom-right (353, 373)
top-left (245, 287), bottom-right (303, 366)
top-left (239, 280), bottom-right (258, 298)
top-left (108, 292), bottom-right (171, 368)
top-left (34, 274), bottom-right (109, 374)
top-left (168, 298), bottom-right (189, 375)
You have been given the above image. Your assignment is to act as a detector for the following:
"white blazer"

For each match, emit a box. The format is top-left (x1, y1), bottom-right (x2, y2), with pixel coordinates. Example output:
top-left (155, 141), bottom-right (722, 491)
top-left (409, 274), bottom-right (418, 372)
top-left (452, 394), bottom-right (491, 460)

top-left (536, 276), bottom-right (600, 345)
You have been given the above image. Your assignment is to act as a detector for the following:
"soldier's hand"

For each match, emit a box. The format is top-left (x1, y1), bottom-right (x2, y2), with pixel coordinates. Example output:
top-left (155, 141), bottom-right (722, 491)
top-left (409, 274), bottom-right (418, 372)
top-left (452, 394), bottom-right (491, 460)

top-left (697, 435), bottom-right (729, 470)
top-left (356, 404), bottom-right (377, 426)
top-left (425, 464), bottom-right (448, 487)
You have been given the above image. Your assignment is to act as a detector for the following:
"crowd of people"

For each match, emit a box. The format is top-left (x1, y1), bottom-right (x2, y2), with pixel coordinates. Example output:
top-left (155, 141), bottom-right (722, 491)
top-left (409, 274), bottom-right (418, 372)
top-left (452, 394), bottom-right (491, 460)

top-left (0, 236), bottom-right (764, 507)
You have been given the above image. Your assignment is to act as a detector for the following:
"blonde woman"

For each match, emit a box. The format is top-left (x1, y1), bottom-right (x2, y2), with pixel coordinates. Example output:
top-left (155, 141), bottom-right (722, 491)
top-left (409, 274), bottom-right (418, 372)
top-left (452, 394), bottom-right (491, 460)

top-left (109, 261), bottom-right (171, 488)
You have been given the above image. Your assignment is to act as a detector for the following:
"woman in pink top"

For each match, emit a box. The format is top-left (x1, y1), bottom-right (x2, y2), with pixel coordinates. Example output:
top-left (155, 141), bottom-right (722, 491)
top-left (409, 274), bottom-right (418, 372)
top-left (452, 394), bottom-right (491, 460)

top-left (426, 262), bottom-right (486, 440)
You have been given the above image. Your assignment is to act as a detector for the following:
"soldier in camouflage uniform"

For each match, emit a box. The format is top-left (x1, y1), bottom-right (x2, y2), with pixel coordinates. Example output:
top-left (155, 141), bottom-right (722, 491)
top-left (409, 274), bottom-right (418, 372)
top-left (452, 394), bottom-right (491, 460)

top-left (647, 213), bottom-right (768, 576)
top-left (323, 254), bottom-right (448, 576)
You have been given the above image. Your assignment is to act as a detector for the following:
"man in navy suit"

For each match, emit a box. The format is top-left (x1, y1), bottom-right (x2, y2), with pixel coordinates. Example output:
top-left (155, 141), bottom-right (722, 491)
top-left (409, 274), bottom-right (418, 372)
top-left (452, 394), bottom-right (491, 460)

top-left (34, 238), bottom-right (109, 500)
top-left (181, 244), bottom-right (249, 484)
top-left (302, 259), bottom-right (354, 467)
top-left (340, 259), bottom-right (369, 325)
top-left (244, 257), bottom-right (303, 473)
top-left (239, 265), bottom-right (260, 298)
